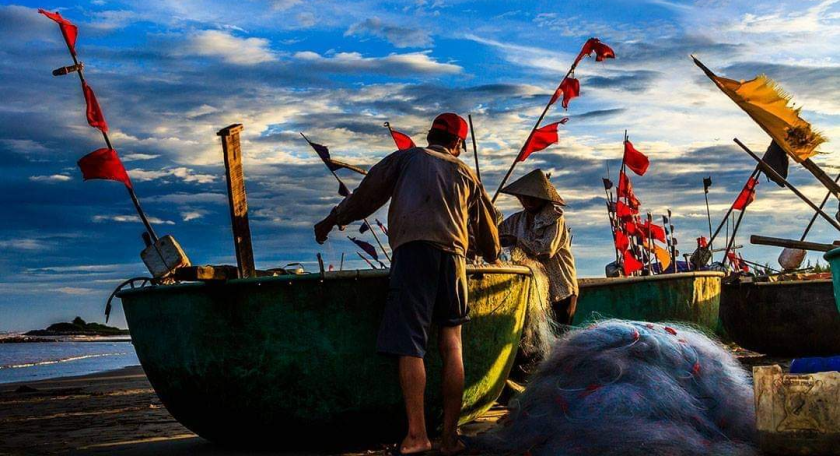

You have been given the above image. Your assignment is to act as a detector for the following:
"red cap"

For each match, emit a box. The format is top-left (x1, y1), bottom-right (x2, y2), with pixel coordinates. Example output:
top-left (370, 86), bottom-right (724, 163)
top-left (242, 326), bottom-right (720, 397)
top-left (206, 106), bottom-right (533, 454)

top-left (431, 113), bottom-right (468, 140)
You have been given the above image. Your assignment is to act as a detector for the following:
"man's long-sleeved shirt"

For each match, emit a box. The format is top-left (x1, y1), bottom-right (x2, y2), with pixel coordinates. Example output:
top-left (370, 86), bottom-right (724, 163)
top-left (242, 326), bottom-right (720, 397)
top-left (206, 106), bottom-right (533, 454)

top-left (499, 204), bottom-right (578, 300)
top-left (332, 145), bottom-right (500, 262)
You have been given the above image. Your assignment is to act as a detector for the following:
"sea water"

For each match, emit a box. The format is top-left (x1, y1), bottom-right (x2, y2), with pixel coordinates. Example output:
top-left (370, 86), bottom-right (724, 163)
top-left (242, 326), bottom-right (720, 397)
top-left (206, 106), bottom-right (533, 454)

top-left (0, 340), bottom-right (140, 384)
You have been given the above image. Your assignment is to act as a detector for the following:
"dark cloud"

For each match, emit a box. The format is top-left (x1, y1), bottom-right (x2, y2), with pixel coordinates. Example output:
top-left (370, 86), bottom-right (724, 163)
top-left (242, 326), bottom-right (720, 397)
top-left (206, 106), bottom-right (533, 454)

top-left (575, 108), bottom-right (627, 120)
top-left (583, 70), bottom-right (662, 93)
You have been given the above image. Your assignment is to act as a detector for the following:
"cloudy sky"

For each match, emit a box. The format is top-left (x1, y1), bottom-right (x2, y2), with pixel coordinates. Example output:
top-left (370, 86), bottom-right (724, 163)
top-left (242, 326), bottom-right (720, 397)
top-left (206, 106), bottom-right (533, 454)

top-left (1, 0), bottom-right (839, 331)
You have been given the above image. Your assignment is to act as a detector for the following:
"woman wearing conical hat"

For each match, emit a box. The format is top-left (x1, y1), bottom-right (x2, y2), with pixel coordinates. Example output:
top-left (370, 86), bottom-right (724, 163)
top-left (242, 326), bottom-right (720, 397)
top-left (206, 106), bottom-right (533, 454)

top-left (499, 169), bottom-right (578, 324)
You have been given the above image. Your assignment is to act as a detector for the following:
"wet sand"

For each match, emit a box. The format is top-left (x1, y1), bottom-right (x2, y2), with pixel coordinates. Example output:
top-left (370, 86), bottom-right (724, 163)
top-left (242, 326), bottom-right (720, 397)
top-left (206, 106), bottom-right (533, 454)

top-left (0, 351), bottom-right (790, 455)
top-left (0, 365), bottom-right (502, 455)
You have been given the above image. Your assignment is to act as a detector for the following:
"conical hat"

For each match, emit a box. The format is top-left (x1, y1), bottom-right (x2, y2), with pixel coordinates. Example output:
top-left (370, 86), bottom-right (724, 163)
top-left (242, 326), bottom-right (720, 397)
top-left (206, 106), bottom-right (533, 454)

top-left (501, 169), bottom-right (566, 205)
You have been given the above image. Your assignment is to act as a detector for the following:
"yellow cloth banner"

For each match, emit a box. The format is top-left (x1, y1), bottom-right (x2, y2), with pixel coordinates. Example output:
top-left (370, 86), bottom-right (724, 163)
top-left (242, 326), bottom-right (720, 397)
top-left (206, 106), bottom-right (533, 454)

top-left (694, 57), bottom-right (826, 163)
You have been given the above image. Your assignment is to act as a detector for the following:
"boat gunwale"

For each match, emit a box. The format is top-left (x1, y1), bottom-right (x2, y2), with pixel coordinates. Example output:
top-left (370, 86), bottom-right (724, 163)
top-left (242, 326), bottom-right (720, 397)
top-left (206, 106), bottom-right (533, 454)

top-left (578, 271), bottom-right (724, 288)
top-left (117, 264), bottom-right (534, 298)
top-left (725, 279), bottom-right (832, 288)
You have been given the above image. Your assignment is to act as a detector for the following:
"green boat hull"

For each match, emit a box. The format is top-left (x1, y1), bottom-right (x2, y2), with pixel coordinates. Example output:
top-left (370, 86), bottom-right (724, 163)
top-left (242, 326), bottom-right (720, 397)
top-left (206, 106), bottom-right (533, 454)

top-left (118, 266), bottom-right (532, 446)
top-left (574, 272), bottom-right (725, 332)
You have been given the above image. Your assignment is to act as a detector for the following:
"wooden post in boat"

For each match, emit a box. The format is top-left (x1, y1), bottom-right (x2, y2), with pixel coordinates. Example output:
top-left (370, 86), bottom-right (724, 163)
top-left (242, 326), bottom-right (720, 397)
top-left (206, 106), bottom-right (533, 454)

top-left (750, 235), bottom-right (840, 252)
top-left (218, 124), bottom-right (256, 278)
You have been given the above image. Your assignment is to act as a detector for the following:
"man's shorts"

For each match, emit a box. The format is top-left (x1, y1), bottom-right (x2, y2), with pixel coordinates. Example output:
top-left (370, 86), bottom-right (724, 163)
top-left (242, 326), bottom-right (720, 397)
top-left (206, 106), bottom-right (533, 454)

top-left (376, 241), bottom-right (469, 358)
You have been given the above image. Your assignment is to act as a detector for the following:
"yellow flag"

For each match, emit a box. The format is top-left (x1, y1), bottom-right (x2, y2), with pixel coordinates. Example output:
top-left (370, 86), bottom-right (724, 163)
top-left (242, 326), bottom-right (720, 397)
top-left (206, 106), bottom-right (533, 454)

top-left (653, 245), bottom-right (671, 271)
top-left (693, 57), bottom-right (826, 163)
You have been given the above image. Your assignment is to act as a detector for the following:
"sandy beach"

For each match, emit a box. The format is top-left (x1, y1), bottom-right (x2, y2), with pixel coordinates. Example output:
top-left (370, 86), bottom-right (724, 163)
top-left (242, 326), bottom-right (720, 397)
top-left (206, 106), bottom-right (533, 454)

top-left (0, 365), bottom-right (505, 456)
top-left (0, 350), bottom-right (789, 456)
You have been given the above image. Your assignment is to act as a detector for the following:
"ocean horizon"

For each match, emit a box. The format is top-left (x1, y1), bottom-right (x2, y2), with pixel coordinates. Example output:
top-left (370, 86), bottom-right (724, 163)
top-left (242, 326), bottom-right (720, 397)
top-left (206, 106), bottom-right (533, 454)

top-left (0, 339), bottom-right (140, 385)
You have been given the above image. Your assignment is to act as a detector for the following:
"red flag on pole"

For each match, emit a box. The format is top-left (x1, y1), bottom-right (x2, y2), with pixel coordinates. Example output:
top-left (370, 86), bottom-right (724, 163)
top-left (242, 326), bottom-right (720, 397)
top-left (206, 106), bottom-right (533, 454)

top-left (38, 9), bottom-right (78, 57)
top-left (623, 249), bottom-right (644, 275)
top-left (550, 77), bottom-right (580, 110)
top-left (618, 172), bottom-right (641, 208)
top-left (615, 230), bottom-right (629, 251)
top-left (574, 38), bottom-right (616, 67)
top-left (733, 177), bottom-right (758, 211)
top-left (390, 129), bottom-right (416, 150)
top-left (77, 148), bottom-right (132, 188)
top-left (517, 122), bottom-right (561, 162)
top-left (623, 140), bottom-right (649, 176)
top-left (82, 82), bottom-right (108, 133)
top-left (642, 220), bottom-right (667, 243)
top-left (349, 237), bottom-right (379, 261)
top-left (616, 201), bottom-right (638, 218)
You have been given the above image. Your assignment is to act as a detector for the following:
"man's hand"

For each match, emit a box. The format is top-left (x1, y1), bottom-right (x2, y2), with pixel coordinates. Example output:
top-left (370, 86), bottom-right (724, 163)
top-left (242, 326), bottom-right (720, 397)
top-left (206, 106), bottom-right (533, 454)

top-left (314, 212), bottom-right (338, 244)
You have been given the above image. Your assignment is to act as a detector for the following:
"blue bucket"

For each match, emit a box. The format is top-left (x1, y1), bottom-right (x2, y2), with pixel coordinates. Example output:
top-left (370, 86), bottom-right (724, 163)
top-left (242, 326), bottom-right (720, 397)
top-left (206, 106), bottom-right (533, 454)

top-left (822, 247), bottom-right (840, 313)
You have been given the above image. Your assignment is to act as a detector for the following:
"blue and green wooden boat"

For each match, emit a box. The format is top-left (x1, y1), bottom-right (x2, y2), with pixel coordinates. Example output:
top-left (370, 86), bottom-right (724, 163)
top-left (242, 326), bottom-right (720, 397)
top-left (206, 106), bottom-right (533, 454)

top-left (574, 271), bottom-right (725, 332)
top-left (117, 265), bottom-right (534, 447)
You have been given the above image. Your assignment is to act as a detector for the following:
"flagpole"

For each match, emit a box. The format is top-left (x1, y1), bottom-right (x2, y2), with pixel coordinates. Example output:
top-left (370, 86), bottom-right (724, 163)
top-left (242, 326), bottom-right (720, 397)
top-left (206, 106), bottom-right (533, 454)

top-left (722, 202), bottom-right (747, 267)
top-left (301, 133), bottom-right (391, 262)
top-left (491, 56), bottom-right (583, 203)
top-left (709, 167), bottom-right (760, 246)
top-left (799, 172), bottom-right (840, 241)
top-left (339, 252), bottom-right (345, 271)
top-left (734, 138), bottom-right (840, 232)
top-left (703, 177), bottom-right (714, 261)
top-left (468, 115), bottom-right (482, 184)
top-left (356, 252), bottom-right (377, 270)
top-left (57, 30), bottom-right (157, 242)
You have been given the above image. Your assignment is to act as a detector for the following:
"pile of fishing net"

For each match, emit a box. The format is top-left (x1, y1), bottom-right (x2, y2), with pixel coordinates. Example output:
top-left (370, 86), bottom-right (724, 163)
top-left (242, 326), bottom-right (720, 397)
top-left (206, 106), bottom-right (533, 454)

top-left (508, 249), bottom-right (555, 363)
top-left (473, 320), bottom-right (757, 456)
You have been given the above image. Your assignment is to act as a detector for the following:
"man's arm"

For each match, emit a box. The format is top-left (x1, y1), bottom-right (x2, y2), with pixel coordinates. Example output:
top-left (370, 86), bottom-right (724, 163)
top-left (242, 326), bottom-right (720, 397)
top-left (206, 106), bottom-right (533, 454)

top-left (471, 186), bottom-right (501, 263)
top-left (315, 152), bottom-right (402, 243)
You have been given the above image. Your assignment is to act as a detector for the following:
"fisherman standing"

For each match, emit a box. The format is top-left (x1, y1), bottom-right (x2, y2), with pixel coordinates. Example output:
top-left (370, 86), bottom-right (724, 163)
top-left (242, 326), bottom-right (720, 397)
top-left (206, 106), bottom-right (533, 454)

top-left (314, 113), bottom-right (500, 455)
top-left (499, 169), bottom-right (578, 324)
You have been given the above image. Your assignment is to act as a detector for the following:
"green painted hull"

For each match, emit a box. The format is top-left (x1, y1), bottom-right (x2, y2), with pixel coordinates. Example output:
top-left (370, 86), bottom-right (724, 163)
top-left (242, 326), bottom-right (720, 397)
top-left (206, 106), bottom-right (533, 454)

top-left (118, 266), bottom-right (532, 446)
top-left (574, 272), bottom-right (725, 332)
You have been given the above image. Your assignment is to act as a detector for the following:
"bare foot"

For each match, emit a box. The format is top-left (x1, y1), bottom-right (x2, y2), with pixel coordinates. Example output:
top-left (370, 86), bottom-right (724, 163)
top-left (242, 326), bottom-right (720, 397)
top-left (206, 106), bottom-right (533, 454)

top-left (440, 438), bottom-right (466, 456)
top-left (397, 434), bottom-right (432, 455)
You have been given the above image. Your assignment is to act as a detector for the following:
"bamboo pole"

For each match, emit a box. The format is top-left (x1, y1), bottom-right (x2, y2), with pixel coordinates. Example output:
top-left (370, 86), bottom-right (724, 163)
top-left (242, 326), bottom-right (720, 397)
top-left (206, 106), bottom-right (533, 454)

top-left (56, 30), bottom-right (157, 242)
top-left (800, 172), bottom-right (840, 241)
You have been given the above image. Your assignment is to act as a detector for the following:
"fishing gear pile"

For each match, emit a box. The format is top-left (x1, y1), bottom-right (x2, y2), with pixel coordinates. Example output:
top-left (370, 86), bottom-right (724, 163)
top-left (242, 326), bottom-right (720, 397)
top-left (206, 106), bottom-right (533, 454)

top-left (472, 320), bottom-right (757, 456)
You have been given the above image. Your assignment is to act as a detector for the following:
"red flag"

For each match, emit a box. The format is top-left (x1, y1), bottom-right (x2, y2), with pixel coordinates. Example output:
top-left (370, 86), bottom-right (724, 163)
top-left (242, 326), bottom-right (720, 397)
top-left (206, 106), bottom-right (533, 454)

top-left (618, 172), bottom-right (641, 208)
top-left (726, 251), bottom-right (748, 272)
top-left (615, 230), bottom-right (629, 251)
top-left (616, 201), bottom-right (638, 218)
top-left (550, 78), bottom-right (580, 109)
top-left (642, 221), bottom-right (667, 243)
top-left (624, 220), bottom-right (646, 242)
top-left (623, 249), bottom-right (644, 275)
top-left (390, 129), bottom-right (416, 150)
top-left (574, 38), bottom-right (616, 67)
top-left (697, 236), bottom-right (708, 248)
top-left (623, 140), bottom-right (649, 176)
top-left (733, 177), bottom-right (758, 211)
top-left (77, 148), bottom-right (132, 188)
top-left (375, 218), bottom-right (389, 236)
top-left (38, 9), bottom-right (78, 57)
top-left (82, 82), bottom-right (108, 133)
top-left (517, 122), bottom-right (560, 162)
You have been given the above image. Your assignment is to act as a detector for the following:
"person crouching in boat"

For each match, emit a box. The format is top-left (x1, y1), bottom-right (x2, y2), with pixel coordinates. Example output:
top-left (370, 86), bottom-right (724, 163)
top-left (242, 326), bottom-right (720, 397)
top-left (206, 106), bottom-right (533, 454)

top-left (314, 113), bottom-right (500, 455)
top-left (499, 169), bottom-right (579, 325)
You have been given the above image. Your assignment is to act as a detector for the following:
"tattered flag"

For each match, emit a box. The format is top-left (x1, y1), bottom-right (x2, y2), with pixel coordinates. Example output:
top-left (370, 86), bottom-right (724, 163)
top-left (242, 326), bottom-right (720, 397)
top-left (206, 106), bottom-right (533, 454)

top-left (761, 141), bottom-right (789, 187)
top-left (375, 218), bottom-right (389, 235)
top-left (550, 77), bottom-right (580, 110)
top-left (642, 220), bottom-right (667, 243)
top-left (703, 176), bottom-right (712, 194)
top-left (338, 180), bottom-right (351, 197)
top-left (616, 201), bottom-right (637, 218)
top-left (575, 38), bottom-right (616, 66)
top-left (623, 140), bottom-right (649, 176)
top-left (349, 236), bottom-right (379, 261)
top-left (618, 172), bottom-right (641, 208)
top-left (303, 136), bottom-right (367, 175)
top-left (733, 177), bottom-right (758, 211)
top-left (38, 9), bottom-right (78, 57)
top-left (602, 178), bottom-right (614, 190)
top-left (615, 230), bottom-right (629, 251)
top-left (82, 82), bottom-right (108, 133)
top-left (517, 122), bottom-right (561, 162)
top-left (390, 129), bottom-right (416, 150)
top-left (77, 148), bottom-right (132, 188)
top-left (360, 221), bottom-right (371, 233)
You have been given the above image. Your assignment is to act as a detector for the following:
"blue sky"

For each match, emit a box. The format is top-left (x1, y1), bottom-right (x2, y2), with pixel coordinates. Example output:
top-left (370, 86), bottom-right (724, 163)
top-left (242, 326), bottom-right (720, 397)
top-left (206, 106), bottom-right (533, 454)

top-left (1, 0), bottom-right (839, 331)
